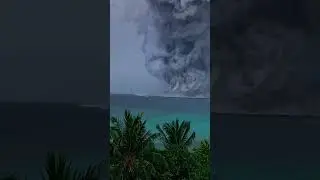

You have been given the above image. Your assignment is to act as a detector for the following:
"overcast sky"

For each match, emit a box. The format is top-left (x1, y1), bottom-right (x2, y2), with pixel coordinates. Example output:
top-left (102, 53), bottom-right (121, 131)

top-left (0, 0), bottom-right (108, 104)
top-left (110, 0), bottom-right (168, 95)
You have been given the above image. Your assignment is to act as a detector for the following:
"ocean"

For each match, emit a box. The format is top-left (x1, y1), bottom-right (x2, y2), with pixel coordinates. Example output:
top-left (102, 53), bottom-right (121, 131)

top-left (110, 94), bottom-right (211, 141)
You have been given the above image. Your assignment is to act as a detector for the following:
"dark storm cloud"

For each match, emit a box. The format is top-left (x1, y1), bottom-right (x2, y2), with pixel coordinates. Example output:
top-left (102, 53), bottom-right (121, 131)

top-left (141, 0), bottom-right (210, 97)
top-left (213, 0), bottom-right (320, 113)
top-left (0, 0), bottom-right (108, 104)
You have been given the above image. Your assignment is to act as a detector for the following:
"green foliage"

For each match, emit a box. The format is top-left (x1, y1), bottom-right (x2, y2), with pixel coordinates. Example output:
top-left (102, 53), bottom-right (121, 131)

top-left (41, 152), bottom-right (100, 180)
top-left (109, 110), bottom-right (210, 180)
top-left (156, 119), bottom-right (196, 150)
top-left (1, 110), bottom-right (210, 180)
top-left (41, 152), bottom-right (76, 180)
top-left (110, 110), bottom-right (166, 180)
top-left (156, 119), bottom-right (199, 179)
top-left (193, 140), bottom-right (210, 180)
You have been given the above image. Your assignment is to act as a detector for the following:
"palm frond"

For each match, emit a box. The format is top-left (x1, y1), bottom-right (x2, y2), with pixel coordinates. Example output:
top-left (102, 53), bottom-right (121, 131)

top-left (75, 164), bottom-right (100, 180)
top-left (157, 119), bottom-right (196, 150)
top-left (110, 110), bottom-right (162, 179)
top-left (41, 152), bottom-right (77, 180)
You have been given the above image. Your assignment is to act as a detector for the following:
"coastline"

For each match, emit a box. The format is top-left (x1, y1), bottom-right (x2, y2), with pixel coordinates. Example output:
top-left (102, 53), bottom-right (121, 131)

top-left (110, 93), bottom-right (210, 99)
top-left (102, 93), bottom-right (320, 116)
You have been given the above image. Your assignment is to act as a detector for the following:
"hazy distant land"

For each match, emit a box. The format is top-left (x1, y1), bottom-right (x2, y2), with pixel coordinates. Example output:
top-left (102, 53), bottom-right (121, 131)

top-left (88, 93), bottom-right (320, 116)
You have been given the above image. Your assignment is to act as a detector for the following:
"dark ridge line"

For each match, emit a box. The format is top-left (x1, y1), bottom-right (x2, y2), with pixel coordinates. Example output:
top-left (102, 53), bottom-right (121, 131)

top-left (0, 102), bottom-right (80, 106)
top-left (0, 102), bottom-right (104, 109)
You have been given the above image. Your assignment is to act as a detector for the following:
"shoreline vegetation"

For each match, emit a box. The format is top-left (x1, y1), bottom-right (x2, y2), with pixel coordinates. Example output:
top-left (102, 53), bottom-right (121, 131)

top-left (0, 110), bottom-right (210, 180)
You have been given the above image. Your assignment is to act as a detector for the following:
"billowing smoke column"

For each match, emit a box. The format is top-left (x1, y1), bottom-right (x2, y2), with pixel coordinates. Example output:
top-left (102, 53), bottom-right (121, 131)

top-left (138, 0), bottom-right (210, 97)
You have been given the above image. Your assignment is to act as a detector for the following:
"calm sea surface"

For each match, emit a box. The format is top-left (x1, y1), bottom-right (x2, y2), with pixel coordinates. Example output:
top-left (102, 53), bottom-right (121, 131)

top-left (110, 94), bottom-right (210, 141)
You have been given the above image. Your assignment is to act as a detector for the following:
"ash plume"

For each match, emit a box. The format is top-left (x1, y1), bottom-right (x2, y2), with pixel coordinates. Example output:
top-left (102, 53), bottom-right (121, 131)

top-left (138, 0), bottom-right (210, 97)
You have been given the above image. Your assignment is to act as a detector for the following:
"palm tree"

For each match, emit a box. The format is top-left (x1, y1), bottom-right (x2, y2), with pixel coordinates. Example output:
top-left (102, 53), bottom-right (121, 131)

top-left (41, 152), bottom-right (100, 180)
top-left (41, 152), bottom-right (76, 180)
top-left (156, 119), bottom-right (196, 150)
top-left (110, 110), bottom-right (166, 180)
top-left (156, 119), bottom-right (197, 179)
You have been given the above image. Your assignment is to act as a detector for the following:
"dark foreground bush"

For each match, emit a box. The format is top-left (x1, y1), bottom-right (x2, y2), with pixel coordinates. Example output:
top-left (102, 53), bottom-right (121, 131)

top-left (1, 110), bottom-right (210, 180)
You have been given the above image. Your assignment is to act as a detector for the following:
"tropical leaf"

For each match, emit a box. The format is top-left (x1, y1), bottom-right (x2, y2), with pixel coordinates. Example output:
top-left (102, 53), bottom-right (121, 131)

top-left (156, 119), bottom-right (198, 179)
top-left (41, 152), bottom-right (77, 180)
top-left (192, 140), bottom-right (210, 180)
top-left (75, 164), bottom-right (100, 180)
top-left (156, 119), bottom-right (196, 150)
top-left (110, 110), bottom-right (165, 179)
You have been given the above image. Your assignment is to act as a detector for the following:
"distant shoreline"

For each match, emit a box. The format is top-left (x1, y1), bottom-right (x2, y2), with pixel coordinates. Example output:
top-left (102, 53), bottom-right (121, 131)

top-left (1, 96), bottom-right (319, 117)
top-left (110, 93), bottom-right (210, 99)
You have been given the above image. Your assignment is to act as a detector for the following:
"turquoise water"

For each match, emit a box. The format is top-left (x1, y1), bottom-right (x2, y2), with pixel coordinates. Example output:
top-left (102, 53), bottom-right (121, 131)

top-left (110, 94), bottom-right (210, 141)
